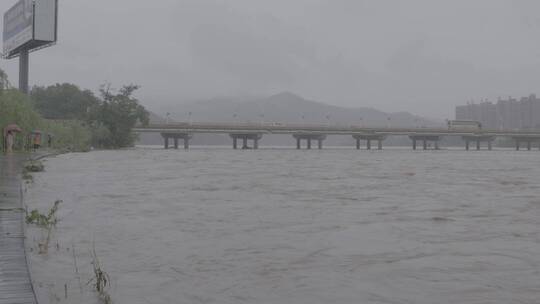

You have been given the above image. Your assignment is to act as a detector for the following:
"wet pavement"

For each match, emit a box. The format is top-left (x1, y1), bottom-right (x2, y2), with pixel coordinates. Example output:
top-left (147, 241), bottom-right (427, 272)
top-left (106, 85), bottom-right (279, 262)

top-left (0, 154), bottom-right (36, 304)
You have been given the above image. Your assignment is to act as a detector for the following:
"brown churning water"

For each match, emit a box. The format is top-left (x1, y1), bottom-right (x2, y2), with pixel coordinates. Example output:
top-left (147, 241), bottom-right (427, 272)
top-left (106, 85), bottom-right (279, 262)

top-left (25, 147), bottom-right (540, 304)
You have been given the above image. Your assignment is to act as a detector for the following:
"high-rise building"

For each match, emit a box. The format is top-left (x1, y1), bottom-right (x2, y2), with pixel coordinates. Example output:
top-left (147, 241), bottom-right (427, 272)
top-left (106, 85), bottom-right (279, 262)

top-left (455, 95), bottom-right (540, 130)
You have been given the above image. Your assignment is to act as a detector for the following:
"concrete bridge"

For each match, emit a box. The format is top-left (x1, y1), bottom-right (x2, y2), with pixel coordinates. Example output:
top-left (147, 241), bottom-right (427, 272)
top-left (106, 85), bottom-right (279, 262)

top-left (134, 122), bottom-right (540, 151)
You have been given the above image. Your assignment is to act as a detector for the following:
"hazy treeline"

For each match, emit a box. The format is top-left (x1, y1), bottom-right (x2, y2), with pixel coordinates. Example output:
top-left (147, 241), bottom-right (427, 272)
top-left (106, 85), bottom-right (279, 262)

top-left (0, 68), bottom-right (149, 151)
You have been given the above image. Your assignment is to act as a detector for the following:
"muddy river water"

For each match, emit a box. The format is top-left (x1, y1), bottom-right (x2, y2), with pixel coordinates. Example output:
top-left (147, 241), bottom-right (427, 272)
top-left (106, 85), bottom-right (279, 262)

top-left (24, 147), bottom-right (540, 303)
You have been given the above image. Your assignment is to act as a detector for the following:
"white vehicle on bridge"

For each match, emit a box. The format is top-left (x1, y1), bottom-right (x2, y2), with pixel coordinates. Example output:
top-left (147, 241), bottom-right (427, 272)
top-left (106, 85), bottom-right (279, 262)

top-left (447, 120), bottom-right (482, 131)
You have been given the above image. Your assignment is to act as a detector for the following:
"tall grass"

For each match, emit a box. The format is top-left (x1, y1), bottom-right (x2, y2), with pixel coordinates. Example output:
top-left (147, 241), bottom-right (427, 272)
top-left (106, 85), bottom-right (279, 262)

top-left (26, 200), bottom-right (62, 254)
top-left (41, 119), bottom-right (92, 152)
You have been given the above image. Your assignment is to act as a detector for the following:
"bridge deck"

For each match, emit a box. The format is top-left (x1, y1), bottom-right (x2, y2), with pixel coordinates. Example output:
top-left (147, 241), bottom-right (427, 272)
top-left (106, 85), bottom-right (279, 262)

top-left (135, 122), bottom-right (540, 137)
top-left (0, 155), bottom-right (37, 304)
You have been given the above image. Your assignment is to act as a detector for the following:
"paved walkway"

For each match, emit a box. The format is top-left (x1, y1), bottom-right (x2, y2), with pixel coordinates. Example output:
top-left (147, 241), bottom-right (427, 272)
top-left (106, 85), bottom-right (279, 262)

top-left (0, 154), bottom-right (37, 304)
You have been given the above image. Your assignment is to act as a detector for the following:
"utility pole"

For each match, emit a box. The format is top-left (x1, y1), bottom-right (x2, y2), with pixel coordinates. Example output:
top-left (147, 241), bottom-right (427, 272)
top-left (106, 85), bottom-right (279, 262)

top-left (18, 49), bottom-right (29, 94)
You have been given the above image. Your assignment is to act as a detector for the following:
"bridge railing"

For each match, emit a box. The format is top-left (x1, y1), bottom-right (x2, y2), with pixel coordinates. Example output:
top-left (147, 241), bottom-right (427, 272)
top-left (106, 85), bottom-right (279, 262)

top-left (134, 122), bottom-right (540, 137)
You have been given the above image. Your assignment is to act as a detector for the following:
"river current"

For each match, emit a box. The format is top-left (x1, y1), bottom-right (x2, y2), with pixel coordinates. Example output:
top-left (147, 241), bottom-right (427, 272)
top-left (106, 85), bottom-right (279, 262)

top-left (24, 147), bottom-right (540, 303)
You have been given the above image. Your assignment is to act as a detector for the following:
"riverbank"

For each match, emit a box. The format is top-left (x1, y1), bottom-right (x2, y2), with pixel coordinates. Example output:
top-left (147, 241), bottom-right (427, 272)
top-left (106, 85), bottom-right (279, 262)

top-left (0, 153), bottom-right (37, 304)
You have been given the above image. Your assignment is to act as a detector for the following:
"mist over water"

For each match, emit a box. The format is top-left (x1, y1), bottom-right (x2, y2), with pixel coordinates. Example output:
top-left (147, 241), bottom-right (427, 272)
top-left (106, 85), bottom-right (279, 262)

top-left (25, 147), bottom-right (540, 304)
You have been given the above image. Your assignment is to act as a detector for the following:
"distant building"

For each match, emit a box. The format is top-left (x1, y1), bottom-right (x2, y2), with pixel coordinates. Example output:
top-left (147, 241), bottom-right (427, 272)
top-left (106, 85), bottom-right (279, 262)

top-left (455, 94), bottom-right (540, 130)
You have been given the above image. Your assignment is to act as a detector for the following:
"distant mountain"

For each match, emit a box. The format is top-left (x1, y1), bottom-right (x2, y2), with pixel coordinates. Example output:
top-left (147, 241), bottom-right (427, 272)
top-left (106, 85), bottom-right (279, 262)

top-left (156, 92), bottom-right (441, 128)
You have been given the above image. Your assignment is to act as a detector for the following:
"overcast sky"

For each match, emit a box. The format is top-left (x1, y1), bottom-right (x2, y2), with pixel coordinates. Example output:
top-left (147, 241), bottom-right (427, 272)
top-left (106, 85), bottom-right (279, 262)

top-left (2, 0), bottom-right (540, 119)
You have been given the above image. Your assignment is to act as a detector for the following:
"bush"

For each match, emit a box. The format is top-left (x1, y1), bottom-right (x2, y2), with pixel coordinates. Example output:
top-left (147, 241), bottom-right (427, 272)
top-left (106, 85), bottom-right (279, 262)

top-left (0, 89), bottom-right (92, 152)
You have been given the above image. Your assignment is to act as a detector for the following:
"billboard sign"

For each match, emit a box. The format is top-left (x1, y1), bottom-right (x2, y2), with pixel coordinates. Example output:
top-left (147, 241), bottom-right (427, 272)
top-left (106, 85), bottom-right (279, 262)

top-left (3, 0), bottom-right (34, 56)
top-left (2, 0), bottom-right (57, 58)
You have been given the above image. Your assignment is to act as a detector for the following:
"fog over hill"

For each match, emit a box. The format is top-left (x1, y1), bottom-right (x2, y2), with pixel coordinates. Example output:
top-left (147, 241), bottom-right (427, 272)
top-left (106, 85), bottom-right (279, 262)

top-left (139, 92), bottom-right (443, 146)
top-left (155, 92), bottom-right (441, 126)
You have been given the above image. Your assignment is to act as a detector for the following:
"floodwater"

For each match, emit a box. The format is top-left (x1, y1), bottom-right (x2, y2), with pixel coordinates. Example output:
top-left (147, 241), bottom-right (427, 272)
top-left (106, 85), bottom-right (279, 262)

top-left (24, 147), bottom-right (540, 304)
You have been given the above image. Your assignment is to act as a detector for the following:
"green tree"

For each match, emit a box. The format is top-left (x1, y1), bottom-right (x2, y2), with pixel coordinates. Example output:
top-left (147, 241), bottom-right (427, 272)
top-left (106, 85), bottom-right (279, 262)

top-left (31, 83), bottom-right (100, 120)
top-left (2, 69), bottom-right (148, 151)
top-left (89, 84), bottom-right (149, 148)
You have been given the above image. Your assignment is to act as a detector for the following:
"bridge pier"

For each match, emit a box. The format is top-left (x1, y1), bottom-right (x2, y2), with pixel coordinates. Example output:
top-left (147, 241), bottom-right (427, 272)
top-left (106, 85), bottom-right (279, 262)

top-left (513, 139), bottom-right (537, 151)
top-left (140, 124), bottom-right (540, 153)
top-left (293, 134), bottom-right (326, 150)
top-left (409, 135), bottom-right (441, 150)
top-left (230, 133), bottom-right (263, 150)
top-left (352, 134), bottom-right (386, 150)
top-left (161, 133), bottom-right (192, 149)
top-left (462, 135), bottom-right (494, 151)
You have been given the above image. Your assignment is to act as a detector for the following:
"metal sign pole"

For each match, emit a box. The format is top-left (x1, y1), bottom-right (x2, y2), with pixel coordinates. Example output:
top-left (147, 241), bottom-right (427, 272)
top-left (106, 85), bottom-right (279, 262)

top-left (18, 48), bottom-right (29, 94)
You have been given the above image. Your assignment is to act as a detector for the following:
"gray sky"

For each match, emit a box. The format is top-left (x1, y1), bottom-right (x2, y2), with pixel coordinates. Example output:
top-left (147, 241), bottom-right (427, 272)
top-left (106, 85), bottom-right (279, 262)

top-left (2, 0), bottom-right (540, 119)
